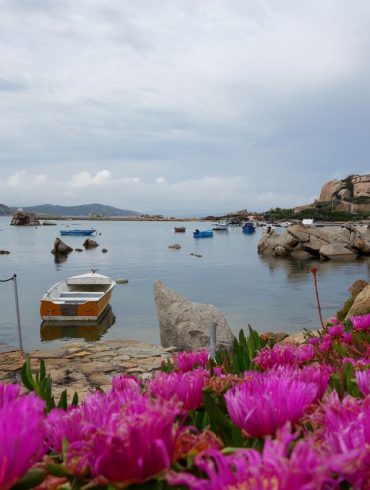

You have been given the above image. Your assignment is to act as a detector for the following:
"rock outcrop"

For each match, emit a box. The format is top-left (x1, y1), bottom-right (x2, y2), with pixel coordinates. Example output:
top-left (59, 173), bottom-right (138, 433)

top-left (168, 243), bottom-right (181, 249)
top-left (346, 284), bottom-right (370, 318)
top-left (319, 179), bottom-right (346, 202)
top-left (51, 238), bottom-right (73, 255)
top-left (83, 239), bottom-right (99, 249)
top-left (258, 223), bottom-right (370, 260)
top-left (318, 174), bottom-right (370, 212)
top-left (154, 280), bottom-right (234, 351)
top-left (11, 210), bottom-right (40, 226)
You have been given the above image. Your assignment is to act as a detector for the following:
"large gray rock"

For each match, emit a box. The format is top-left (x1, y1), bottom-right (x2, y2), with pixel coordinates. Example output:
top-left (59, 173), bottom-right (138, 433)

top-left (319, 244), bottom-right (357, 260)
top-left (346, 284), bottom-right (370, 318)
top-left (154, 280), bottom-right (234, 351)
top-left (257, 230), bottom-right (298, 256)
top-left (303, 236), bottom-right (329, 255)
top-left (287, 224), bottom-right (310, 242)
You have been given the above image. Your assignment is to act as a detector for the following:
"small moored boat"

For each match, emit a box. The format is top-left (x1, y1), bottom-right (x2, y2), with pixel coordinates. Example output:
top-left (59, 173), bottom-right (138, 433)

top-left (212, 222), bottom-right (229, 231)
top-left (174, 227), bottom-right (186, 232)
top-left (60, 229), bottom-right (97, 236)
top-left (242, 222), bottom-right (256, 234)
top-left (193, 229), bottom-right (213, 238)
top-left (40, 271), bottom-right (116, 322)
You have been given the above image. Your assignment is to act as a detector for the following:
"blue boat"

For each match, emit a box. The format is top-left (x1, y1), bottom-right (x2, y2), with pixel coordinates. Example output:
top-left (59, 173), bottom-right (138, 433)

top-left (242, 222), bottom-right (256, 234)
top-left (193, 229), bottom-right (213, 238)
top-left (60, 229), bottom-right (97, 236)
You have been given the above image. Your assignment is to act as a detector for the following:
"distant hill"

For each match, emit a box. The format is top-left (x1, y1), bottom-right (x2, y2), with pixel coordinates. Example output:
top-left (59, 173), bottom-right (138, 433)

top-left (19, 203), bottom-right (141, 217)
top-left (0, 204), bottom-right (11, 215)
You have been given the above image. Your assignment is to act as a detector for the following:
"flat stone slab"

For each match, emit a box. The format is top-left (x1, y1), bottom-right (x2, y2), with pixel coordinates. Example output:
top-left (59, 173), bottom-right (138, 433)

top-left (0, 339), bottom-right (176, 401)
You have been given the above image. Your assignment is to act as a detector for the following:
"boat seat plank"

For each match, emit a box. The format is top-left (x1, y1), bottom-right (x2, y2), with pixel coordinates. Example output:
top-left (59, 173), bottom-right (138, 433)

top-left (59, 297), bottom-right (100, 303)
top-left (60, 292), bottom-right (104, 298)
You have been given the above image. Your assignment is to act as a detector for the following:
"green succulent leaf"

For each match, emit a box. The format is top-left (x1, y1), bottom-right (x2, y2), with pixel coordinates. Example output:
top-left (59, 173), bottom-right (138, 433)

top-left (20, 357), bottom-right (35, 391)
top-left (57, 389), bottom-right (68, 410)
top-left (11, 469), bottom-right (46, 489)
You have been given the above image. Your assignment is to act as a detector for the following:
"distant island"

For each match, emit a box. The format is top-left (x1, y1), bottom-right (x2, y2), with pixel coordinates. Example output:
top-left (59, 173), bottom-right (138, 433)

top-left (1, 203), bottom-right (141, 218)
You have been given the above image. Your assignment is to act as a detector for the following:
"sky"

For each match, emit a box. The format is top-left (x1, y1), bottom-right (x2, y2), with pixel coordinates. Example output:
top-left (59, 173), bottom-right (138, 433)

top-left (1, 0), bottom-right (370, 215)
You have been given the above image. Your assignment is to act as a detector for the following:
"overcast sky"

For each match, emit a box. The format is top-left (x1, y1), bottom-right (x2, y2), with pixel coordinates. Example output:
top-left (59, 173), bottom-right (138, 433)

top-left (1, 0), bottom-right (370, 215)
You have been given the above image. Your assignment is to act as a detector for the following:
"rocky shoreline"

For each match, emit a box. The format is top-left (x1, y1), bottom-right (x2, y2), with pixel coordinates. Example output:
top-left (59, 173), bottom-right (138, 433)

top-left (0, 339), bottom-right (176, 401)
top-left (0, 331), bottom-right (307, 400)
top-left (258, 222), bottom-right (370, 259)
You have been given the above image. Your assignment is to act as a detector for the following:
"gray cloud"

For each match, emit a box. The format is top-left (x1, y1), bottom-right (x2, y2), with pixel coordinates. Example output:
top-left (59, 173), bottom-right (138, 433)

top-left (0, 0), bottom-right (370, 212)
top-left (0, 78), bottom-right (27, 92)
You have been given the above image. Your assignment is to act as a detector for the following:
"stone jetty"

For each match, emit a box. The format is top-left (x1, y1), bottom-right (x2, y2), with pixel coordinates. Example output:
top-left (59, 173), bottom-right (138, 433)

top-left (0, 339), bottom-right (176, 401)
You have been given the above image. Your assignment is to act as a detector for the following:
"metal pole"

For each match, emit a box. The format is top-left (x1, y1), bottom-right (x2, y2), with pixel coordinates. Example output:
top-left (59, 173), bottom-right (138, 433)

top-left (210, 321), bottom-right (217, 359)
top-left (12, 274), bottom-right (23, 351)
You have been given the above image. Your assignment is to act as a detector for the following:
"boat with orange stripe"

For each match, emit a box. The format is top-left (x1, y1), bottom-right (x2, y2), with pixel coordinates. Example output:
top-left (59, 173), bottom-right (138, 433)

top-left (40, 271), bottom-right (116, 322)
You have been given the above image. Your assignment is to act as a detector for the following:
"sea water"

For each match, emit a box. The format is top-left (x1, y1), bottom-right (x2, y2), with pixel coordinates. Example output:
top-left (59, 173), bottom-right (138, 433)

top-left (0, 216), bottom-right (369, 350)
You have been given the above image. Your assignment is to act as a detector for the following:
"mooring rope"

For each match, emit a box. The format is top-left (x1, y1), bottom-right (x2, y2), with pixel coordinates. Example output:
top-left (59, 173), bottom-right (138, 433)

top-left (0, 274), bottom-right (16, 283)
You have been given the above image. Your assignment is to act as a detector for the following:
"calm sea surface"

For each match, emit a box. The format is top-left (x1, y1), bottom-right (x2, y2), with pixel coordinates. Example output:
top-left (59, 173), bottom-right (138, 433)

top-left (0, 216), bottom-right (369, 351)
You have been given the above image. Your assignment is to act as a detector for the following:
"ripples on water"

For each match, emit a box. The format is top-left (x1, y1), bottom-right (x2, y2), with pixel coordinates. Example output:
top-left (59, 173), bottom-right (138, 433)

top-left (0, 217), bottom-right (369, 350)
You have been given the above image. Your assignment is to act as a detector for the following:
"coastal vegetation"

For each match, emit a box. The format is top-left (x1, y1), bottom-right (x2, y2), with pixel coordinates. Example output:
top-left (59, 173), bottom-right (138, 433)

top-left (264, 205), bottom-right (370, 222)
top-left (3, 290), bottom-right (370, 489)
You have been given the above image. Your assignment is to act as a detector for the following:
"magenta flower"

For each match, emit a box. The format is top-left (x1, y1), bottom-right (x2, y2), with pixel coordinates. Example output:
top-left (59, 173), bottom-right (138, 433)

top-left (318, 334), bottom-right (332, 353)
top-left (342, 357), bottom-right (370, 369)
top-left (326, 316), bottom-right (339, 325)
top-left (342, 332), bottom-right (353, 344)
top-left (148, 369), bottom-right (208, 411)
top-left (308, 392), bottom-right (370, 488)
top-left (308, 337), bottom-right (320, 345)
top-left (47, 389), bottom-right (181, 483)
top-left (355, 370), bottom-right (370, 396)
top-left (111, 374), bottom-right (141, 394)
top-left (47, 406), bottom-right (91, 455)
top-left (351, 313), bottom-right (370, 332)
top-left (327, 324), bottom-right (344, 337)
top-left (254, 343), bottom-right (315, 370)
top-left (0, 393), bottom-right (46, 490)
top-left (47, 388), bottom-right (147, 456)
top-left (294, 364), bottom-right (332, 401)
top-left (91, 397), bottom-right (179, 484)
top-left (168, 425), bottom-right (332, 489)
top-left (225, 368), bottom-right (321, 437)
top-left (0, 383), bottom-right (20, 407)
top-left (173, 350), bottom-right (209, 372)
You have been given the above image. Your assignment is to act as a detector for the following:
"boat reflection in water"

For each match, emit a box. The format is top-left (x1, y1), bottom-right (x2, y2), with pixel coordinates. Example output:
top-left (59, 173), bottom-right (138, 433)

top-left (40, 305), bottom-right (116, 342)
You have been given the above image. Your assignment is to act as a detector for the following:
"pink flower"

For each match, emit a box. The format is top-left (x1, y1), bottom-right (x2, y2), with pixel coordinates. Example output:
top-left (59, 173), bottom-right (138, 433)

top-left (168, 425), bottom-right (332, 489)
top-left (148, 369), bottom-right (208, 411)
top-left (318, 334), bottom-right (332, 353)
top-left (254, 344), bottom-right (315, 370)
top-left (308, 392), bottom-right (370, 488)
top-left (225, 367), bottom-right (323, 437)
top-left (111, 374), bottom-right (141, 394)
top-left (351, 313), bottom-right (370, 332)
top-left (326, 316), bottom-right (339, 325)
top-left (0, 393), bottom-right (46, 490)
top-left (47, 389), bottom-right (146, 456)
top-left (308, 337), bottom-right (320, 345)
top-left (342, 332), bottom-right (353, 344)
top-left (91, 398), bottom-right (178, 484)
top-left (0, 383), bottom-right (20, 407)
top-left (327, 324), bottom-right (344, 337)
top-left (342, 358), bottom-right (370, 368)
top-left (172, 350), bottom-right (209, 372)
top-left (356, 370), bottom-right (370, 396)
